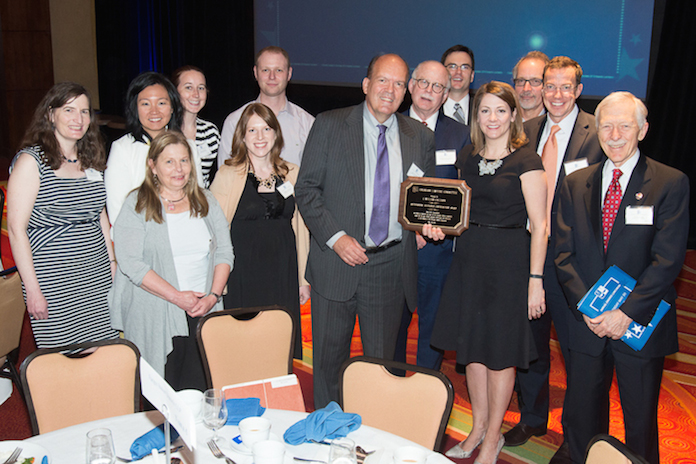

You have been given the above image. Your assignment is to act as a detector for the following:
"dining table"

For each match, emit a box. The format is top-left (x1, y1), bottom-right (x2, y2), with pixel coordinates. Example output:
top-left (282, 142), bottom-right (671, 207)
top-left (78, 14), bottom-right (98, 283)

top-left (23, 408), bottom-right (454, 464)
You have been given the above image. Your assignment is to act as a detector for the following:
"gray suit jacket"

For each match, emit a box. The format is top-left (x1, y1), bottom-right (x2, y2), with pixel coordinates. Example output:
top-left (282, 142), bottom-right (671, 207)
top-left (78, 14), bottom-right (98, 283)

top-left (295, 103), bottom-right (436, 309)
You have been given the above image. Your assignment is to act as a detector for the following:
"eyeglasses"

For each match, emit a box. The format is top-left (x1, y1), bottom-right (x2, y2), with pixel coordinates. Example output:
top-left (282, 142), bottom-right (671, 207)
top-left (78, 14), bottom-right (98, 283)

top-left (543, 84), bottom-right (576, 95)
top-left (414, 79), bottom-right (446, 94)
top-left (513, 78), bottom-right (543, 88)
top-left (445, 63), bottom-right (472, 72)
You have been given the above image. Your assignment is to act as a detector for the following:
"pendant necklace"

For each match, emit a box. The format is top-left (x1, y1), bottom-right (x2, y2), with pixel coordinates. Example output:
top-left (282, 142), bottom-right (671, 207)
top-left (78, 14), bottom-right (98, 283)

top-left (160, 193), bottom-right (186, 211)
top-left (62, 155), bottom-right (78, 164)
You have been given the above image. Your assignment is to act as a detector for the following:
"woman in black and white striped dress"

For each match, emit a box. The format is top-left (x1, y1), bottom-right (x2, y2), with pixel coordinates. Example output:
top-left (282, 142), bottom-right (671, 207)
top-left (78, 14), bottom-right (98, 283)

top-left (173, 66), bottom-right (220, 187)
top-left (7, 82), bottom-right (119, 348)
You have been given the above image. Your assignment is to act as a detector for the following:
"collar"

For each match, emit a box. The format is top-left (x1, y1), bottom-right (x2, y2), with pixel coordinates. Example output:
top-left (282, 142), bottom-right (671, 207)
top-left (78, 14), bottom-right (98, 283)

top-left (544, 104), bottom-right (579, 134)
top-left (363, 104), bottom-right (397, 131)
top-left (408, 106), bottom-right (437, 131)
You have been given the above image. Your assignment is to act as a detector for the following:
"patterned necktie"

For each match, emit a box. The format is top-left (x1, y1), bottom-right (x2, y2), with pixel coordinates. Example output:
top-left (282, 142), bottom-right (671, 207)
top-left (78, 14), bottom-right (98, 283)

top-left (602, 168), bottom-right (623, 252)
top-left (369, 124), bottom-right (390, 246)
top-left (541, 124), bottom-right (561, 235)
top-left (453, 103), bottom-right (466, 124)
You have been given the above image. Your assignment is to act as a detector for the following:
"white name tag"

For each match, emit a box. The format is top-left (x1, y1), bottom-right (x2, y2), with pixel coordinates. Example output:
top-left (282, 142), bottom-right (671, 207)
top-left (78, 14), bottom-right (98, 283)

top-left (435, 149), bottom-right (457, 166)
top-left (564, 158), bottom-right (589, 176)
top-left (277, 181), bottom-right (294, 198)
top-left (407, 163), bottom-right (424, 177)
top-left (625, 205), bottom-right (653, 225)
top-left (84, 168), bottom-right (102, 182)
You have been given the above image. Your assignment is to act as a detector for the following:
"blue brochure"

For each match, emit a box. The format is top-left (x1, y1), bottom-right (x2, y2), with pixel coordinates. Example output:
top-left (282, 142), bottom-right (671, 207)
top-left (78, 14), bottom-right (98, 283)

top-left (577, 265), bottom-right (670, 351)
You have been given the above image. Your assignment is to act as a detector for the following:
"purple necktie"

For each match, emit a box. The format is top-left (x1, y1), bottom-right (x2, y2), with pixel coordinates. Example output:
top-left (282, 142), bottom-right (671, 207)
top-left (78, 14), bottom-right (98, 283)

top-left (369, 124), bottom-right (390, 246)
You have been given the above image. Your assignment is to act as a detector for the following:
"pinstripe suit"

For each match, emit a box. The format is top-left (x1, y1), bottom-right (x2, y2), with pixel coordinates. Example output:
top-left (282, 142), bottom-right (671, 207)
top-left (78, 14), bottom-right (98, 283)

top-left (295, 102), bottom-right (435, 408)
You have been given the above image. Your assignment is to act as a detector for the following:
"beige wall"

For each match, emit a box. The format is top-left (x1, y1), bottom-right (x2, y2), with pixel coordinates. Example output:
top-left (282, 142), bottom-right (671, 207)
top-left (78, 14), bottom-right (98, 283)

top-left (48, 0), bottom-right (100, 109)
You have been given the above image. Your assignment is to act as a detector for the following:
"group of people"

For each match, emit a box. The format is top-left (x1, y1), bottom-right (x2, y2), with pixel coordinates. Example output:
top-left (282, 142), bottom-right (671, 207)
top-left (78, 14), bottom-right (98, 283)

top-left (6, 42), bottom-right (688, 464)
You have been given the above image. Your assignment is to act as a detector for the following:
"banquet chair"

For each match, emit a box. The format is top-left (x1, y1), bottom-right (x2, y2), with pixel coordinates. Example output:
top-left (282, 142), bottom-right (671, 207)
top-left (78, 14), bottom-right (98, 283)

top-left (339, 356), bottom-right (454, 450)
top-left (197, 305), bottom-right (296, 390)
top-left (0, 267), bottom-right (25, 396)
top-left (20, 338), bottom-right (141, 435)
top-left (584, 434), bottom-right (650, 464)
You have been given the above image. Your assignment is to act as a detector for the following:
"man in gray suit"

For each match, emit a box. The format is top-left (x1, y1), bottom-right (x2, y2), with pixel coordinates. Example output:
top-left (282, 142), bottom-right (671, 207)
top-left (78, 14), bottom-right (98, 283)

top-left (295, 54), bottom-right (436, 408)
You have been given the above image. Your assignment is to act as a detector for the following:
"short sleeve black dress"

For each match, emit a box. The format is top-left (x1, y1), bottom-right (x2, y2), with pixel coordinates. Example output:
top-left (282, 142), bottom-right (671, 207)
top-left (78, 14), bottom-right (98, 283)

top-left (223, 173), bottom-right (302, 358)
top-left (431, 144), bottom-right (543, 370)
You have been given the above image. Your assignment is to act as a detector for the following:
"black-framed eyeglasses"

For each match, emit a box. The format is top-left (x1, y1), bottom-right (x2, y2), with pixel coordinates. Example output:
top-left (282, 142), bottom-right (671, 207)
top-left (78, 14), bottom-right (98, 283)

top-left (513, 78), bottom-right (543, 88)
top-left (445, 63), bottom-right (472, 72)
top-left (414, 79), bottom-right (446, 94)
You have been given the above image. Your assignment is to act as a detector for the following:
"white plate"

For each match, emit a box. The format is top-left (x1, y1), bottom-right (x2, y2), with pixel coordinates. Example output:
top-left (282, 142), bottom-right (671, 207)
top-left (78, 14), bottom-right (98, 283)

top-left (0, 440), bottom-right (50, 463)
top-left (230, 432), bottom-right (282, 456)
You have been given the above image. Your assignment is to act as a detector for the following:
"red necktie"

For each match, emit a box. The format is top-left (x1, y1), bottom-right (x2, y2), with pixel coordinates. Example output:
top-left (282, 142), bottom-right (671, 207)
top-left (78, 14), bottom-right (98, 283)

top-left (602, 168), bottom-right (623, 252)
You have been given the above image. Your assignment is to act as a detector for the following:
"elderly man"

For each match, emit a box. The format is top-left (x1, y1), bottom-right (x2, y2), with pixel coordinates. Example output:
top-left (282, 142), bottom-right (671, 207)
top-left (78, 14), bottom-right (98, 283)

top-left (512, 51), bottom-right (549, 121)
top-left (506, 57), bottom-right (605, 461)
top-left (440, 45), bottom-right (475, 125)
top-left (555, 91), bottom-right (689, 464)
top-left (393, 60), bottom-right (470, 369)
top-left (295, 54), bottom-right (435, 408)
top-left (218, 46), bottom-right (314, 167)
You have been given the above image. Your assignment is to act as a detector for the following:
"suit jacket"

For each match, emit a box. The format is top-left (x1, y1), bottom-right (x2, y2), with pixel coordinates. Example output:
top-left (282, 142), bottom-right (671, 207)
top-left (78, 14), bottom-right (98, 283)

top-left (554, 154), bottom-right (689, 358)
top-left (295, 103), bottom-right (436, 309)
top-left (525, 110), bottom-right (605, 242)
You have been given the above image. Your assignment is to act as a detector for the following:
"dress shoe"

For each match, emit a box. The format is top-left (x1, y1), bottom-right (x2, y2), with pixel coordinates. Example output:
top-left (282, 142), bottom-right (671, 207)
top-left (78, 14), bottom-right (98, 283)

top-left (445, 432), bottom-right (486, 459)
top-left (549, 442), bottom-right (571, 464)
top-left (503, 422), bottom-right (547, 446)
top-left (473, 435), bottom-right (505, 464)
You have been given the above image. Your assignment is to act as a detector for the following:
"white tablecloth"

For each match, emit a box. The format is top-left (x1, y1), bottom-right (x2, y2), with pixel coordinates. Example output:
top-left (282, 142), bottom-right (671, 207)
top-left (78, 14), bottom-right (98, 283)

top-left (25, 409), bottom-right (453, 464)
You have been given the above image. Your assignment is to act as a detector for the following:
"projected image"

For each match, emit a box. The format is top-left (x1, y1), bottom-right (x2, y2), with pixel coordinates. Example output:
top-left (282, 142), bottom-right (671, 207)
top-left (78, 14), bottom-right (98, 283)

top-left (255, 0), bottom-right (654, 98)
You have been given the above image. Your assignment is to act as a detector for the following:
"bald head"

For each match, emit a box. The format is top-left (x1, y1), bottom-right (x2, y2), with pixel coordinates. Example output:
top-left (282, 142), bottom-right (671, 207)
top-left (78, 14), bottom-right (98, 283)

top-left (363, 54), bottom-right (409, 123)
top-left (408, 61), bottom-right (450, 121)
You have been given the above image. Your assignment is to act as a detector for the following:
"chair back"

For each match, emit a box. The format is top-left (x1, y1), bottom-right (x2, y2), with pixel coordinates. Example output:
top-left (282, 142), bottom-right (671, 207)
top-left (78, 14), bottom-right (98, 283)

top-left (585, 434), bottom-right (650, 464)
top-left (20, 338), bottom-right (141, 435)
top-left (340, 356), bottom-right (454, 450)
top-left (197, 305), bottom-right (296, 390)
top-left (0, 268), bottom-right (25, 365)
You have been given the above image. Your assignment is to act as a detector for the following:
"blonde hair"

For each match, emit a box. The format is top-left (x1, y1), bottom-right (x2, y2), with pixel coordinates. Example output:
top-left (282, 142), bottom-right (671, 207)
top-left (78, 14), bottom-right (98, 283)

top-left (136, 131), bottom-right (209, 223)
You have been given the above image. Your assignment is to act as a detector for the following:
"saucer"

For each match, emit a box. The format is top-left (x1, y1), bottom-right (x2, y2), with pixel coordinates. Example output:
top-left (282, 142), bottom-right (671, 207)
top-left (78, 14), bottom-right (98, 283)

top-left (230, 432), bottom-right (282, 455)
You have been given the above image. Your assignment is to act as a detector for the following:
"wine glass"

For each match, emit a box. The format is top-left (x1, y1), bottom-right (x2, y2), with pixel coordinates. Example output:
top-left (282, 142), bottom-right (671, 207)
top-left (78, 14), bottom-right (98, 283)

top-left (203, 388), bottom-right (228, 443)
top-left (329, 437), bottom-right (357, 464)
top-left (85, 428), bottom-right (115, 464)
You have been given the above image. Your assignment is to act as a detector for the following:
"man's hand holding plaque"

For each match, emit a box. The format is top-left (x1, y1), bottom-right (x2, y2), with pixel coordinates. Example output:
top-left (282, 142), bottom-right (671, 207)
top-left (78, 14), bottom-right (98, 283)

top-left (398, 177), bottom-right (471, 236)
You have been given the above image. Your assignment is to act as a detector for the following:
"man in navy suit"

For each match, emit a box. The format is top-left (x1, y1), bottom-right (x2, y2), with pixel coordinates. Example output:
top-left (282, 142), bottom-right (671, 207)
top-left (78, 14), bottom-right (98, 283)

top-left (394, 60), bottom-right (471, 369)
top-left (555, 91), bottom-right (689, 464)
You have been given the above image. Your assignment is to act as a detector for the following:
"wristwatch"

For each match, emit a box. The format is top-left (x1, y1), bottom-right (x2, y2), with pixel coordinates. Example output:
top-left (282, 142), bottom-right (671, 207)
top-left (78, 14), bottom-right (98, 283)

top-left (210, 292), bottom-right (223, 303)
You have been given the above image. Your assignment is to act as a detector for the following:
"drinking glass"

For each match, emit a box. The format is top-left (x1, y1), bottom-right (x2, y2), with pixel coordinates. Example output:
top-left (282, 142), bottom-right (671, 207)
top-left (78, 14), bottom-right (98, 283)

top-left (329, 437), bottom-right (357, 464)
top-left (85, 428), bottom-right (115, 464)
top-left (203, 388), bottom-right (228, 443)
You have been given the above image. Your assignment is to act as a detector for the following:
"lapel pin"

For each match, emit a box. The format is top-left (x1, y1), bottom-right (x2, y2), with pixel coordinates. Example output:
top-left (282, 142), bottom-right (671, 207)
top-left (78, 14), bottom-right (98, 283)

top-left (635, 192), bottom-right (644, 200)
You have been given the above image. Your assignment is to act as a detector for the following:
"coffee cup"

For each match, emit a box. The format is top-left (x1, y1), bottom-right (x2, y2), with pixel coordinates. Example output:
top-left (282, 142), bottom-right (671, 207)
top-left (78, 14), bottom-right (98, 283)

top-left (252, 440), bottom-right (285, 464)
top-left (239, 416), bottom-right (271, 448)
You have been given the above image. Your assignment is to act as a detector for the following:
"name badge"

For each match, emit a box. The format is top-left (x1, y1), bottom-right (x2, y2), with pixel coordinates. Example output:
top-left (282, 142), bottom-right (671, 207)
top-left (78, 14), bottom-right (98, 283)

top-left (407, 163), bottom-right (424, 177)
top-left (625, 205), bottom-right (653, 225)
top-left (277, 181), bottom-right (294, 198)
top-left (84, 168), bottom-right (102, 182)
top-left (435, 149), bottom-right (457, 166)
top-left (564, 158), bottom-right (589, 176)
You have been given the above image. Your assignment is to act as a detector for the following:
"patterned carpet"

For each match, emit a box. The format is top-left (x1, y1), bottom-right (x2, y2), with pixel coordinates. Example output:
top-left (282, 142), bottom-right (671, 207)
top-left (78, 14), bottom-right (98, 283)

top-left (296, 251), bottom-right (696, 463)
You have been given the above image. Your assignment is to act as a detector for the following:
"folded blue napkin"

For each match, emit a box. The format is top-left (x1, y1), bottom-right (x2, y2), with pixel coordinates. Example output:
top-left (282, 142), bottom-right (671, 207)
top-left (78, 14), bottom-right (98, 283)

top-left (226, 397), bottom-right (266, 425)
top-left (283, 401), bottom-right (361, 445)
top-left (130, 423), bottom-right (180, 460)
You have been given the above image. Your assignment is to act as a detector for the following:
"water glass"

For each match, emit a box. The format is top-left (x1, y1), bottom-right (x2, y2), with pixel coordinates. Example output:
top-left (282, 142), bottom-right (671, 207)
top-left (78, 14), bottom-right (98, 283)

top-left (85, 428), bottom-right (115, 464)
top-left (203, 388), bottom-right (228, 443)
top-left (329, 437), bottom-right (357, 464)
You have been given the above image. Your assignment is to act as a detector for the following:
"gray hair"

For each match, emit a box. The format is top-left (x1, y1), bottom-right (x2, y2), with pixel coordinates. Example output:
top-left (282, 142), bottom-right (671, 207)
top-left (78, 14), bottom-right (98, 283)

top-left (411, 60), bottom-right (451, 91)
top-left (595, 91), bottom-right (648, 129)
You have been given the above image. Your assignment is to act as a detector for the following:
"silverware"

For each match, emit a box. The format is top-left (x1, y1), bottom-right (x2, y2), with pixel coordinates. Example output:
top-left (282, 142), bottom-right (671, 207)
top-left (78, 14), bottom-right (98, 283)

top-left (115, 446), bottom-right (183, 463)
top-left (2, 447), bottom-right (22, 464)
top-left (356, 446), bottom-right (374, 456)
top-left (208, 440), bottom-right (236, 464)
top-left (294, 458), bottom-right (327, 463)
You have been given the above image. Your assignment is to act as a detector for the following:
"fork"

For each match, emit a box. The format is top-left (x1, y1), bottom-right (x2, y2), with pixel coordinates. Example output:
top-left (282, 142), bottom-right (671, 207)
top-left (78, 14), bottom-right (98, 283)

top-left (208, 440), bottom-right (236, 464)
top-left (2, 447), bottom-right (22, 464)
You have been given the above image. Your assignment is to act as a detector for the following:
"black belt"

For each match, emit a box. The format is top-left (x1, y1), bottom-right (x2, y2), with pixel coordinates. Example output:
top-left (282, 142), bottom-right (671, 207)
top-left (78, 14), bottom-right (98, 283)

top-left (365, 239), bottom-right (402, 253)
top-left (469, 221), bottom-right (525, 229)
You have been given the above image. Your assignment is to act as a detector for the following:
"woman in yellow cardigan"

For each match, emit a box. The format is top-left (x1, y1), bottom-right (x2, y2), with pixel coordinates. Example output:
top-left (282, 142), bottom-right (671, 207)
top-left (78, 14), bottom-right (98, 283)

top-left (210, 103), bottom-right (309, 357)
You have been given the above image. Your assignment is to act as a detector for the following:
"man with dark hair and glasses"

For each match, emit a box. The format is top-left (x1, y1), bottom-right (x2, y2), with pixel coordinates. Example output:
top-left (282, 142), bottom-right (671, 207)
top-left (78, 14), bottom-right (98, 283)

top-left (505, 56), bottom-right (604, 464)
top-left (393, 60), bottom-right (471, 370)
top-left (440, 45), bottom-right (475, 125)
top-left (512, 51), bottom-right (549, 121)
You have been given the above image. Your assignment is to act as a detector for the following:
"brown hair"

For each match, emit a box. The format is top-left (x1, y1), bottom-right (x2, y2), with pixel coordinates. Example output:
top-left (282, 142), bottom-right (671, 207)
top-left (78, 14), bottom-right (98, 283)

top-left (254, 46), bottom-right (290, 68)
top-left (226, 103), bottom-right (289, 178)
top-left (544, 56), bottom-right (583, 86)
top-left (470, 81), bottom-right (528, 154)
top-left (136, 131), bottom-right (209, 223)
top-left (20, 82), bottom-right (105, 170)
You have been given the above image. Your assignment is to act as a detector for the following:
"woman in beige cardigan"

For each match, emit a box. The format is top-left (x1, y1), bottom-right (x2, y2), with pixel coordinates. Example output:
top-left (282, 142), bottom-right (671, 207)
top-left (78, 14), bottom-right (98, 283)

top-left (210, 102), bottom-right (309, 357)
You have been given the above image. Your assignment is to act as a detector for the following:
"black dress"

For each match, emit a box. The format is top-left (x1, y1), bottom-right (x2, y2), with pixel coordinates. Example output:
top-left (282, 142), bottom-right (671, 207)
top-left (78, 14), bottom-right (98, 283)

top-left (223, 173), bottom-right (302, 358)
top-left (431, 144), bottom-right (543, 370)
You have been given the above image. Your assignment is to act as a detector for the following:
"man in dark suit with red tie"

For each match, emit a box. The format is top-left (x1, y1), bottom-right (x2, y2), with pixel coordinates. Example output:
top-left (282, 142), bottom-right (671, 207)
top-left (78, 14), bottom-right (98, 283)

top-left (554, 91), bottom-right (689, 463)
